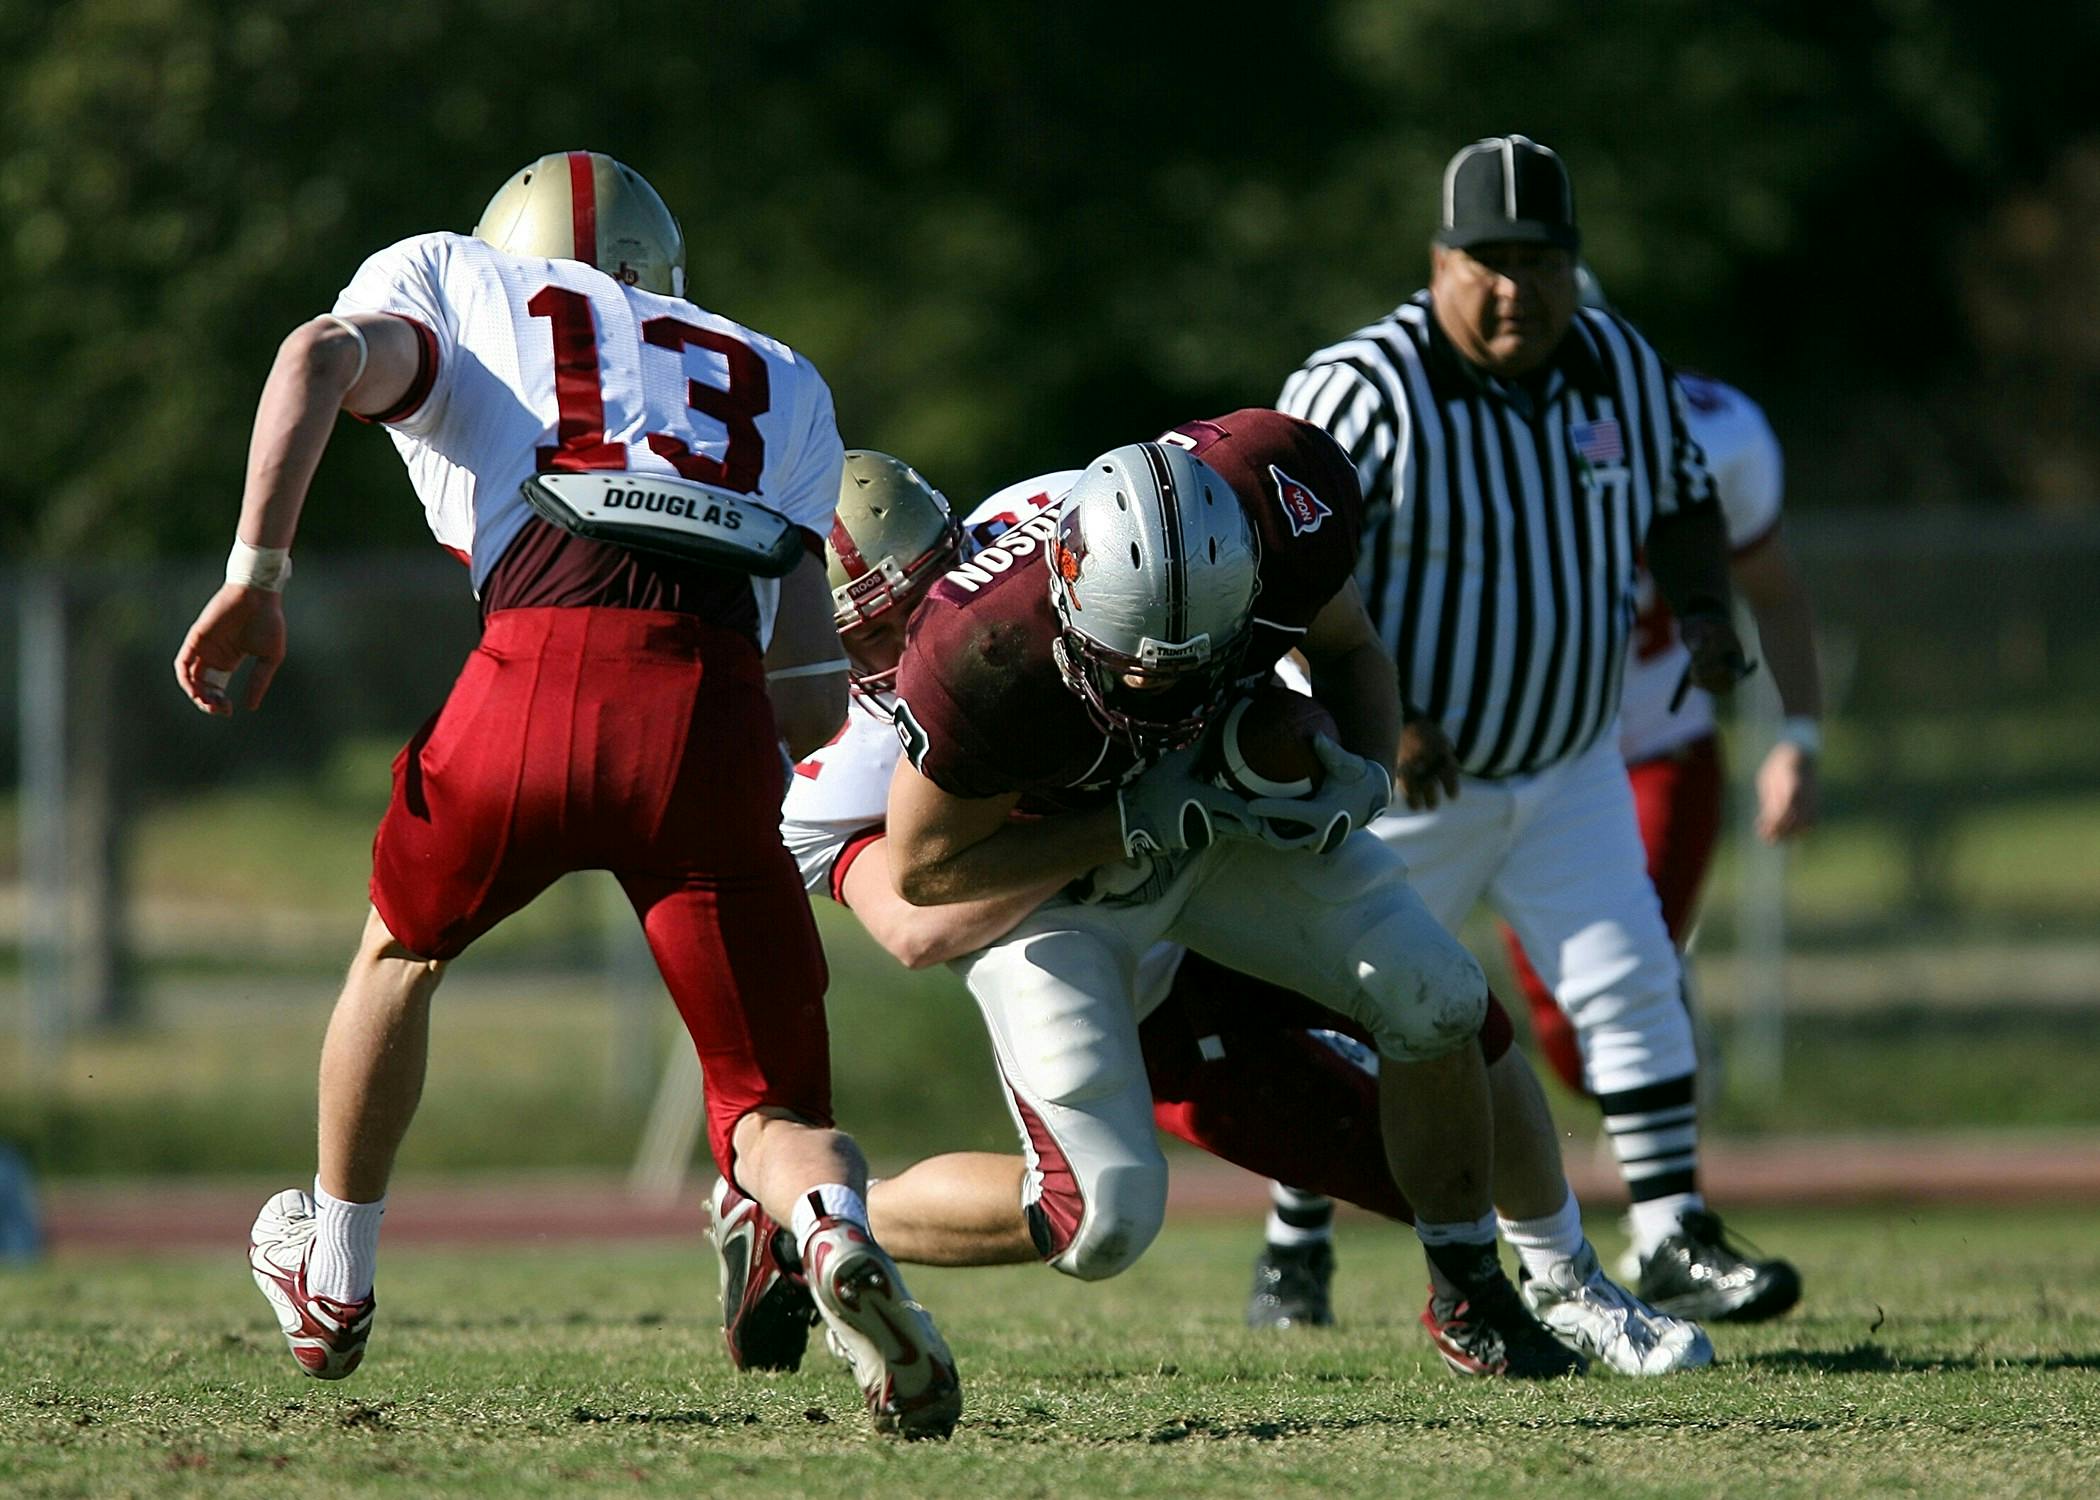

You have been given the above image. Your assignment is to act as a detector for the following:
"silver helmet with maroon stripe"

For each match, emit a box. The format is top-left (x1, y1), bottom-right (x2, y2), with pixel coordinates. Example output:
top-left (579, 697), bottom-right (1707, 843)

top-left (827, 450), bottom-right (963, 693)
top-left (1047, 442), bottom-right (1260, 753)
top-left (474, 151), bottom-right (686, 297)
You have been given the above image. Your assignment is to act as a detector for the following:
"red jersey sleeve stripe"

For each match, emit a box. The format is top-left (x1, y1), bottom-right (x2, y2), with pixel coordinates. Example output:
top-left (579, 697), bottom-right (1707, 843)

top-left (829, 826), bottom-right (887, 905)
top-left (351, 316), bottom-right (440, 426)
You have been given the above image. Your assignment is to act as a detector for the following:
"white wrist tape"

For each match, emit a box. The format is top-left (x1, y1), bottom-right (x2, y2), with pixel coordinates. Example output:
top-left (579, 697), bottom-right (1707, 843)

top-left (765, 658), bottom-right (850, 682)
top-left (226, 539), bottom-right (293, 592)
top-left (322, 313), bottom-right (369, 389)
top-left (1777, 715), bottom-right (1822, 756)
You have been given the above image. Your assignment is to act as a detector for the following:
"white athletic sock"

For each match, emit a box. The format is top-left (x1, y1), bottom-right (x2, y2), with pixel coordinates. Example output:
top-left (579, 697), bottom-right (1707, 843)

top-left (1498, 1186), bottom-right (1587, 1283)
top-left (791, 1183), bottom-right (870, 1259)
top-left (308, 1182), bottom-right (384, 1304)
top-left (1266, 1184), bottom-right (1335, 1248)
top-left (1630, 1191), bottom-right (1705, 1260)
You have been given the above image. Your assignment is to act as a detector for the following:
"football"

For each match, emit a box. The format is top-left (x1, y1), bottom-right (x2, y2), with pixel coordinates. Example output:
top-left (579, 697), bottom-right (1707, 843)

top-left (1203, 683), bottom-right (1339, 800)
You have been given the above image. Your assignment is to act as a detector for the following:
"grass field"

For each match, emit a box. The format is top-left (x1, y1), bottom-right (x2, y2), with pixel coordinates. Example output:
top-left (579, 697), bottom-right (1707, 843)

top-left (6, 1208), bottom-right (2099, 1498)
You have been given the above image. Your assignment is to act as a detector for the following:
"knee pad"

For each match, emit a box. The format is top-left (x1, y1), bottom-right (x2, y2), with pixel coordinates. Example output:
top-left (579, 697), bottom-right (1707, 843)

top-left (1040, 1156), bottom-right (1168, 1281)
top-left (1347, 906), bottom-right (1488, 1062)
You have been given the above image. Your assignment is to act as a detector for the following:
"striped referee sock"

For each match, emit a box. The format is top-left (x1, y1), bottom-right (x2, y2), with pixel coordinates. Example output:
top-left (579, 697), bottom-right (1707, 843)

top-left (1265, 1184), bottom-right (1335, 1249)
top-left (1596, 1075), bottom-right (1704, 1260)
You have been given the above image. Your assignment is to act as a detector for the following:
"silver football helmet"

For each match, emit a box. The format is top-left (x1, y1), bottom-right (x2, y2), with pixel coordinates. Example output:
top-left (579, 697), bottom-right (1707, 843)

top-left (827, 450), bottom-right (963, 693)
top-left (474, 151), bottom-right (686, 297)
top-left (1047, 442), bottom-right (1260, 752)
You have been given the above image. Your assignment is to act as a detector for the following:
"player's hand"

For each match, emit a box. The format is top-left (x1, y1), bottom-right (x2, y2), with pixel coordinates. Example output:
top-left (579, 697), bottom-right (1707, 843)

top-left (1243, 735), bottom-right (1393, 856)
top-left (1754, 740), bottom-right (1819, 843)
top-left (1395, 719), bottom-right (1461, 811)
top-left (173, 584), bottom-right (287, 716)
top-left (1677, 610), bottom-right (1756, 705)
top-left (1116, 745), bottom-right (1256, 857)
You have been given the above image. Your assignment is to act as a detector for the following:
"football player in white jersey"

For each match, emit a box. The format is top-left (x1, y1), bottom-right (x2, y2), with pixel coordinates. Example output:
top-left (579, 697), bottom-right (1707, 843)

top-left (1501, 364), bottom-right (1825, 1101)
top-left (724, 449), bottom-right (1714, 1380)
top-left (172, 152), bottom-right (959, 1438)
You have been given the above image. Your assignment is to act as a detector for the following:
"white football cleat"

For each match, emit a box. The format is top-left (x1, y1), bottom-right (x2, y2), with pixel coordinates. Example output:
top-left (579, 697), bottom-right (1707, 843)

top-left (803, 1216), bottom-right (961, 1438)
top-left (1521, 1240), bottom-right (1715, 1376)
top-left (249, 1188), bottom-right (377, 1380)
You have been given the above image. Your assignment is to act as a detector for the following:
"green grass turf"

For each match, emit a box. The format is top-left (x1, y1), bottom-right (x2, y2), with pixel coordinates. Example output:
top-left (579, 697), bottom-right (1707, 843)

top-left (5, 1208), bottom-right (2099, 1498)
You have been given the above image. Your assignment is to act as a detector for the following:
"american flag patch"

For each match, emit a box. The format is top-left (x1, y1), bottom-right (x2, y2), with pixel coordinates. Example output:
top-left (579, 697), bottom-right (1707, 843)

top-left (1570, 418), bottom-right (1624, 466)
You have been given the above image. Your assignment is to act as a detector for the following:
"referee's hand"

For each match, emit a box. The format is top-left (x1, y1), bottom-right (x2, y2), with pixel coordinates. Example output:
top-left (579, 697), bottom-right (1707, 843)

top-left (1677, 611), bottom-right (1756, 704)
top-left (1395, 720), bottom-right (1461, 811)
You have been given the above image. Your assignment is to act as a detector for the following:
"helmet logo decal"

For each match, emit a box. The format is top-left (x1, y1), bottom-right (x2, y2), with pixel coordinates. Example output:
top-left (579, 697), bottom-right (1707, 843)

top-left (1050, 506), bottom-right (1089, 600)
top-left (1270, 465), bottom-right (1331, 537)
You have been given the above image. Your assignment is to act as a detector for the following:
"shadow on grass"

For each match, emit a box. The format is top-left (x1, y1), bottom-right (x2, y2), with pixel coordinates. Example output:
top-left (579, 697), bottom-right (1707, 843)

top-left (1745, 1342), bottom-right (2100, 1374)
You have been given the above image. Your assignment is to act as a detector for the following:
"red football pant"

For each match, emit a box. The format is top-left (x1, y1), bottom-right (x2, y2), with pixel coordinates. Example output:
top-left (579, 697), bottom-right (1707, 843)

top-left (1140, 950), bottom-right (1517, 1224)
top-left (370, 607), bottom-right (832, 1175)
top-left (1501, 734), bottom-right (1724, 1095)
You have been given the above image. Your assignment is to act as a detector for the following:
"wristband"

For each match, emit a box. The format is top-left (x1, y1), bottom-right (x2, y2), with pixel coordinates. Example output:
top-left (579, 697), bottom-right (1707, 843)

top-left (226, 539), bottom-right (292, 592)
top-left (1777, 716), bottom-right (1822, 756)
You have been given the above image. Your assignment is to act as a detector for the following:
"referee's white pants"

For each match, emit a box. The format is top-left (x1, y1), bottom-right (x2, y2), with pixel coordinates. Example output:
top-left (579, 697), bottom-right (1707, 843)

top-left (1368, 733), bottom-right (1698, 1098)
top-left (951, 830), bottom-right (1484, 1280)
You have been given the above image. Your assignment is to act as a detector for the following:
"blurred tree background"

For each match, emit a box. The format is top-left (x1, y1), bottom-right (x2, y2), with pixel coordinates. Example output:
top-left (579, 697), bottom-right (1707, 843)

top-left (7, 0), bottom-right (2100, 564)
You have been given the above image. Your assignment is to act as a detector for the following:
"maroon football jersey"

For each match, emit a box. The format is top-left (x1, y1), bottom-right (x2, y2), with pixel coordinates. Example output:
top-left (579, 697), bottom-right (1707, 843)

top-left (893, 410), bottom-right (1364, 809)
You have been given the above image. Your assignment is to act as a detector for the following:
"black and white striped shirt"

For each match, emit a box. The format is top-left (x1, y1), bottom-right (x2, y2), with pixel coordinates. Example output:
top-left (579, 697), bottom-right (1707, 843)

top-left (1279, 292), bottom-right (1716, 778)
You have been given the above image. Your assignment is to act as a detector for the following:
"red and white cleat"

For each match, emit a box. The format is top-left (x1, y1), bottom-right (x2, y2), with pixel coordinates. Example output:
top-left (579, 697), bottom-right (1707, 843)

top-left (804, 1216), bottom-right (962, 1439)
top-left (707, 1176), bottom-right (818, 1372)
top-left (248, 1189), bottom-right (376, 1380)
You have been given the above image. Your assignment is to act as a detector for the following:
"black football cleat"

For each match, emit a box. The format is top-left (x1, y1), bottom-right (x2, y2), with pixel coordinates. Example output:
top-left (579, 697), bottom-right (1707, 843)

top-left (1636, 1209), bottom-right (1802, 1323)
top-left (1245, 1240), bottom-right (1336, 1329)
top-left (1420, 1270), bottom-right (1589, 1379)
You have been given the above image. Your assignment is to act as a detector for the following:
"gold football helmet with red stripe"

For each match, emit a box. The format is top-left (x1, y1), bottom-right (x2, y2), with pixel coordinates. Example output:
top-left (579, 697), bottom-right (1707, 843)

top-left (474, 151), bottom-right (686, 297)
top-left (827, 451), bottom-right (963, 693)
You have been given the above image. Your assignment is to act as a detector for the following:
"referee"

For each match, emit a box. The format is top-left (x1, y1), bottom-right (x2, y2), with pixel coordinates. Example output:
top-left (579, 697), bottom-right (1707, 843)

top-left (1266, 135), bottom-right (1799, 1328)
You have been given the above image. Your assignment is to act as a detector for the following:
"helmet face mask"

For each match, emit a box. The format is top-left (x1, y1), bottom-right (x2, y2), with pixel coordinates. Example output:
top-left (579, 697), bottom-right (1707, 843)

top-left (474, 151), bottom-right (686, 297)
top-left (826, 451), bottom-right (962, 694)
top-left (1048, 442), bottom-right (1259, 754)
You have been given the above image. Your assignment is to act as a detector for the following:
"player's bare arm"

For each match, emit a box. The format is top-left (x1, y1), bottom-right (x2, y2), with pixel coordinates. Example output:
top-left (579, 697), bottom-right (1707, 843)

top-left (1645, 504), bottom-right (1751, 697)
top-left (839, 834), bottom-right (1066, 969)
top-left (173, 312), bottom-right (422, 716)
top-left (1731, 531), bottom-right (1824, 841)
top-left (1297, 579), bottom-right (1402, 768)
top-left (764, 552), bottom-right (852, 758)
top-left (884, 758), bottom-right (1123, 908)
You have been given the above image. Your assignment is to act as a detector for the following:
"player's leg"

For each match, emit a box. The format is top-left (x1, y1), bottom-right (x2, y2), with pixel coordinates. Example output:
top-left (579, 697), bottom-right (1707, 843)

top-left (1224, 787), bottom-right (1511, 1334)
top-left (1173, 834), bottom-right (1581, 1377)
top-left (910, 910), bottom-right (1171, 1282)
top-left (636, 856), bottom-right (960, 1438)
top-left (1144, 953), bottom-right (1399, 1327)
top-left (865, 1153), bottom-right (1032, 1265)
top-left (1635, 735), bottom-right (1727, 947)
top-left (252, 641), bottom-right (568, 1382)
top-left (1491, 737), bottom-right (1797, 1323)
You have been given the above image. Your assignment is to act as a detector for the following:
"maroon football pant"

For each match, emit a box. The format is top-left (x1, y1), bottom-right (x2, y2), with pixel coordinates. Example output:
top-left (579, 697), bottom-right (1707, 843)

top-left (1140, 950), bottom-right (1517, 1224)
top-left (1500, 734), bottom-right (1725, 1095)
top-left (370, 607), bottom-right (832, 1175)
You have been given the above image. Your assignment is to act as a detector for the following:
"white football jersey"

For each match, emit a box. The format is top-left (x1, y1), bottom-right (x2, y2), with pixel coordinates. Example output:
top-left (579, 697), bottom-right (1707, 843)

top-left (781, 694), bottom-right (907, 896)
top-left (779, 467), bottom-right (1185, 1012)
top-left (1620, 374), bottom-right (1784, 762)
top-left (781, 474), bottom-right (1076, 894)
top-left (333, 232), bottom-right (845, 624)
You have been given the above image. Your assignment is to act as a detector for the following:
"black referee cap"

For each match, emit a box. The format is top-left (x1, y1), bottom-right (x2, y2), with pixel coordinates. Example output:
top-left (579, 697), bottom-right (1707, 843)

top-left (1435, 135), bottom-right (1580, 252)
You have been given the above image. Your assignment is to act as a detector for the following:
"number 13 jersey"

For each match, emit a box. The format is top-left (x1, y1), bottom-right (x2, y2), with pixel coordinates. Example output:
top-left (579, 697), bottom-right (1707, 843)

top-left (333, 232), bottom-right (844, 641)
